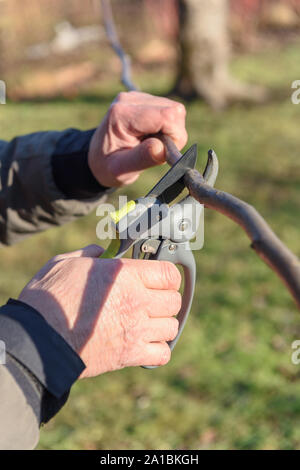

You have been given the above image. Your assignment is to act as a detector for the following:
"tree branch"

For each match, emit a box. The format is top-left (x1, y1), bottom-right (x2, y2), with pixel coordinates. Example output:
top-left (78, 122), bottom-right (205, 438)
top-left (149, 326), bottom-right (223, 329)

top-left (185, 169), bottom-right (300, 309)
top-left (101, 0), bottom-right (138, 92)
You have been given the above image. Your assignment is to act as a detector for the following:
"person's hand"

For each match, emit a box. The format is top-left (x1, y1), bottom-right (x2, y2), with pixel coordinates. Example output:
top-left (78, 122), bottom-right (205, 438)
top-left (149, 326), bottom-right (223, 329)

top-left (19, 245), bottom-right (182, 378)
top-left (88, 91), bottom-right (187, 187)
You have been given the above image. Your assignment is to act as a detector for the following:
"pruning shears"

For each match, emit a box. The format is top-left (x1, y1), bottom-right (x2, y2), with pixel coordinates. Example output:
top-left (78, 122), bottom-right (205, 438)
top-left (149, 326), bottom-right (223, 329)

top-left (100, 140), bottom-right (218, 368)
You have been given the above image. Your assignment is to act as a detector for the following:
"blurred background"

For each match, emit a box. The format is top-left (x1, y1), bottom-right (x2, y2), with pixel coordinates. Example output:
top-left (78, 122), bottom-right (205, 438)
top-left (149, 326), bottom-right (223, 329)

top-left (0, 0), bottom-right (300, 450)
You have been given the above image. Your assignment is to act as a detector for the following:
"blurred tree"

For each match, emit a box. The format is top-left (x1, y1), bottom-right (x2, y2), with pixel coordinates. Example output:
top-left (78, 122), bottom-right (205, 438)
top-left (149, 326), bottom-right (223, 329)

top-left (0, 0), bottom-right (6, 77)
top-left (144, 0), bottom-right (179, 40)
top-left (173, 0), bottom-right (268, 109)
top-left (0, 34), bottom-right (3, 78)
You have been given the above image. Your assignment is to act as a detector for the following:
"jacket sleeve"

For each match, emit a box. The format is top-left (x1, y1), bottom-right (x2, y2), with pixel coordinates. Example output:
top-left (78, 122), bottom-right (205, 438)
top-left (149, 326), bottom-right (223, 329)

top-left (0, 356), bottom-right (40, 450)
top-left (0, 299), bottom-right (86, 450)
top-left (0, 129), bottom-right (109, 245)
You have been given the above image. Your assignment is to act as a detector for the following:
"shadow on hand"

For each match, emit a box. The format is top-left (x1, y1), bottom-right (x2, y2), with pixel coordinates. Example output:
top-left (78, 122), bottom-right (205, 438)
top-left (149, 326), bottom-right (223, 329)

top-left (20, 257), bottom-right (124, 392)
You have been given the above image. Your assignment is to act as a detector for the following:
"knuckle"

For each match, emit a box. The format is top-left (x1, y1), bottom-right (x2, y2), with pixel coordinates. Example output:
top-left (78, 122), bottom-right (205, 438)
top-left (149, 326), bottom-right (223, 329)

top-left (163, 103), bottom-right (186, 121)
top-left (161, 106), bottom-right (176, 121)
top-left (175, 102), bottom-right (186, 115)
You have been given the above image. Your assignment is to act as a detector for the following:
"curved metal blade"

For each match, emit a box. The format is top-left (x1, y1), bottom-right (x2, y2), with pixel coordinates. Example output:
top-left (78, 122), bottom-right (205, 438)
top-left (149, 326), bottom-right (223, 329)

top-left (146, 144), bottom-right (197, 204)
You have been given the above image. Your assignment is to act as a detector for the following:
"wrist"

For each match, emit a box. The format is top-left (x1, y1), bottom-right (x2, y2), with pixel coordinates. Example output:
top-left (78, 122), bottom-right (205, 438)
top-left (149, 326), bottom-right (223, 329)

top-left (87, 129), bottom-right (109, 188)
top-left (18, 291), bottom-right (76, 353)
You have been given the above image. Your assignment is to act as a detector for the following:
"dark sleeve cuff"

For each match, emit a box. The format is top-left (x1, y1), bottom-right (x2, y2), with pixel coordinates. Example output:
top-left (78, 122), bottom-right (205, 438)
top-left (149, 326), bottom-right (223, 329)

top-left (51, 128), bottom-right (114, 199)
top-left (6, 351), bottom-right (71, 425)
top-left (0, 298), bottom-right (85, 398)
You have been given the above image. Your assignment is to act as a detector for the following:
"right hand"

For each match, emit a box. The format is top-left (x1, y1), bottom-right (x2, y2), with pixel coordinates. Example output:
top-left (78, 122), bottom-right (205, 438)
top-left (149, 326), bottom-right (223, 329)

top-left (19, 245), bottom-right (182, 378)
top-left (88, 91), bottom-right (187, 187)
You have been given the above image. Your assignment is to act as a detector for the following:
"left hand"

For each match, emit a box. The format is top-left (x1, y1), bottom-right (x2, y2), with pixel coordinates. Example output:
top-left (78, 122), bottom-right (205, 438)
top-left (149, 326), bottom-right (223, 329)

top-left (88, 91), bottom-right (188, 187)
top-left (19, 244), bottom-right (182, 377)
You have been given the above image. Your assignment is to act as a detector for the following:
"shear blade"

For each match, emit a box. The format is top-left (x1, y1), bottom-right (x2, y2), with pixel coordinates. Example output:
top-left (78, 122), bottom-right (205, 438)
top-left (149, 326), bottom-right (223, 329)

top-left (146, 144), bottom-right (197, 204)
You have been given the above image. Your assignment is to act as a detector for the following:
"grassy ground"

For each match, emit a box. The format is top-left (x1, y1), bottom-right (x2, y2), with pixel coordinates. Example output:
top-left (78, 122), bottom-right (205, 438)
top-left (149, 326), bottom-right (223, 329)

top-left (0, 43), bottom-right (300, 450)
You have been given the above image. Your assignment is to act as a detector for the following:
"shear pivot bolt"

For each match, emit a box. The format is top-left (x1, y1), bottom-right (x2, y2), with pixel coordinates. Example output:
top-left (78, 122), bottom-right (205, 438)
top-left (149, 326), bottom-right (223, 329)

top-left (168, 244), bottom-right (177, 253)
top-left (179, 220), bottom-right (189, 232)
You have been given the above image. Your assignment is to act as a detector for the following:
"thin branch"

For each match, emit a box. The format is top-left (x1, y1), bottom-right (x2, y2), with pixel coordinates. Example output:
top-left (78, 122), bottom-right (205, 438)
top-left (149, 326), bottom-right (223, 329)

top-left (101, 0), bottom-right (138, 92)
top-left (185, 170), bottom-right (300, 309)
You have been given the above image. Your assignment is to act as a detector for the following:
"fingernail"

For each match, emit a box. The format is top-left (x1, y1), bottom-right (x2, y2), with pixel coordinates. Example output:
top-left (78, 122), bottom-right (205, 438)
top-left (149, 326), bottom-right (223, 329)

top-left (151, 139), bottom-right (165, 163)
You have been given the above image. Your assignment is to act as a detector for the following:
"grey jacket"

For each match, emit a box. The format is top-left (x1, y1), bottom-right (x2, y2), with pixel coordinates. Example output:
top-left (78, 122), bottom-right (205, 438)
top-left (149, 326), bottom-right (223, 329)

top-left (0, 130), bottom-right (108, 449)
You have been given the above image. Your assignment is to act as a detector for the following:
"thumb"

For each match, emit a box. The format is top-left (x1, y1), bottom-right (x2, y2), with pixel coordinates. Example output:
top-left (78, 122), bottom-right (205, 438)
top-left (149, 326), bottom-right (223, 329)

top-left (109, 137), bottom-right (166, 179)
top-left (54, 244), bottom-right (104, 261)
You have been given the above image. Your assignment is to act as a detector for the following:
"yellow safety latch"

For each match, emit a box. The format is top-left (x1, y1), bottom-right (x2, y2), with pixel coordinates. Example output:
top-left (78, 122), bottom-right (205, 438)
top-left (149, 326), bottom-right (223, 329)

top-left (99, 200), bottom-right (136, 259)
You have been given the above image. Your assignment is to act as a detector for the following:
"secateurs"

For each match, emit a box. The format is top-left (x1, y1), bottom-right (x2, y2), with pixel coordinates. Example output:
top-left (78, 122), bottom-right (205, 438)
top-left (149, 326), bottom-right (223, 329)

top-left (100, 142), bottom-right (219, 368)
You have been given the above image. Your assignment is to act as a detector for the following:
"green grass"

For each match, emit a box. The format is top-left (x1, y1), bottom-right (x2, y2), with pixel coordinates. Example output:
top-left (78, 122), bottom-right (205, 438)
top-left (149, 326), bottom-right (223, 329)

top-left (0, 43), bottom-right (300, 450)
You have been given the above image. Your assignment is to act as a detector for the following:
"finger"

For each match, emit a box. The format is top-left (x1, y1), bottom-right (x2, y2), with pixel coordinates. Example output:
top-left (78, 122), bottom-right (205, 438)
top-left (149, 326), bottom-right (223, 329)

top-left (122, 259), bottom-right (181, 290)
top-left (140, 342), bottom-right (171, 367)
top-left (143, 317), bottom-right (179, 342)
top-left (145, 289), bottom-right (182, 318)
top-left (53, 244), bottom-right (104, 261)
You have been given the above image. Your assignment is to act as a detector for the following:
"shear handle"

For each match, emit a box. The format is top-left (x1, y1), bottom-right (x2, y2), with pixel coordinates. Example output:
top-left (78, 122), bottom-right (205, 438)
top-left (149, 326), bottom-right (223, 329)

top-left (143, 240), bottom-right (196, 370)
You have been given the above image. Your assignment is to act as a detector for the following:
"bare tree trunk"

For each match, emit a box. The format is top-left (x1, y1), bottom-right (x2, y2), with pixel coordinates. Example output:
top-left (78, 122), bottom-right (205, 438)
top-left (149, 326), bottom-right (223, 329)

top-left (174, 0), bottom-right (268, 109)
